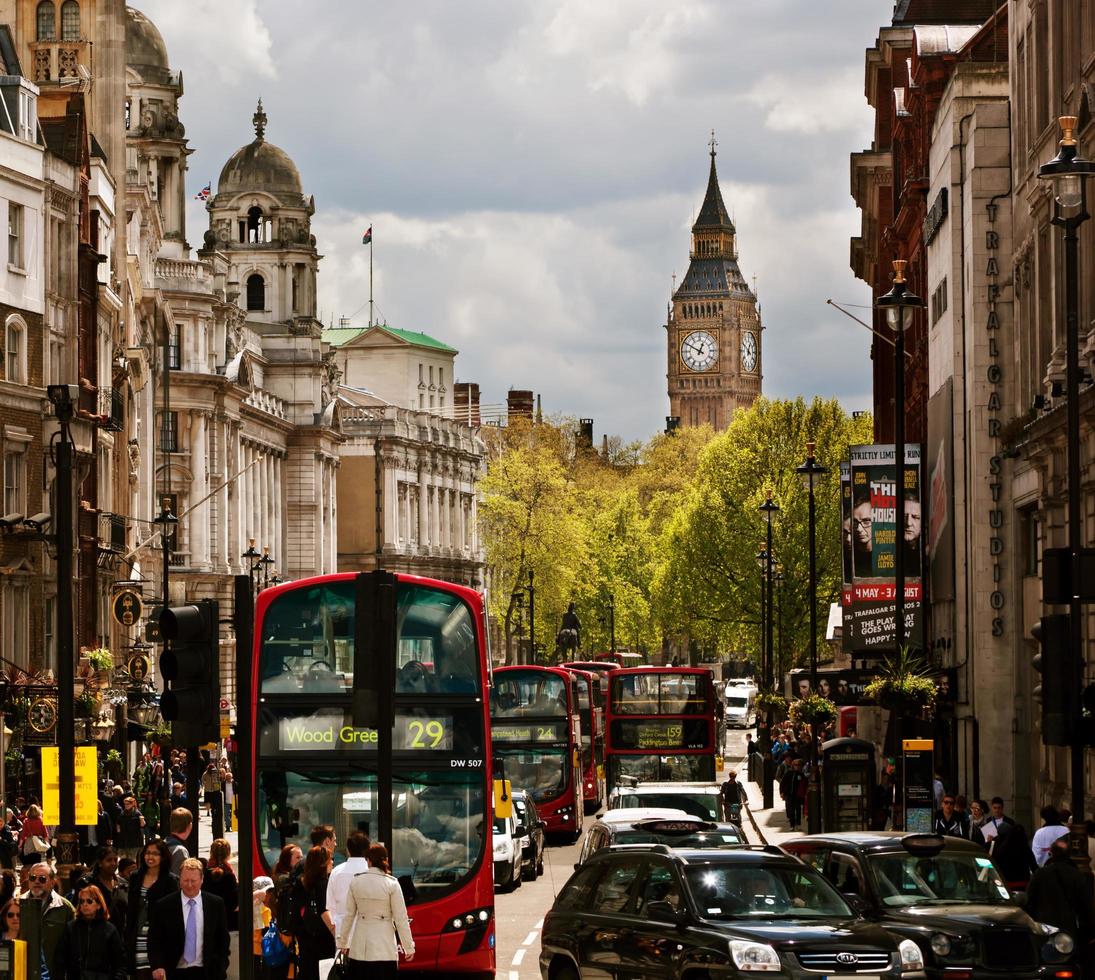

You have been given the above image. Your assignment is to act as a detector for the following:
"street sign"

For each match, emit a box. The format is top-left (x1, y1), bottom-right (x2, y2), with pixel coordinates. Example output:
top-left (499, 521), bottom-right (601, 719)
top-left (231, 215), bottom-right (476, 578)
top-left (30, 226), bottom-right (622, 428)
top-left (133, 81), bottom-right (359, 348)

top-left (127, 654), bottom-right (150, 682)
top-left (902, 738), bottom-right (934, 833)
top-left (145, 605), bottom-right (163, 643)
top-left (112, 589), bottom-right (143, 627)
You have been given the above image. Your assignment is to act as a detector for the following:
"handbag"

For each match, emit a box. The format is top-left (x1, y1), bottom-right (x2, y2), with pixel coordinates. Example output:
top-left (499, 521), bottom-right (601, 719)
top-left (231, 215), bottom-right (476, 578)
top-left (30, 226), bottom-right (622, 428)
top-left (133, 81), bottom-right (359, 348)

top-left (326, 952), bottom-right (348, 980)
top-left (22, 834), bottom-right (48, 856)
top-left (261, 922), bottom-right (292, 968)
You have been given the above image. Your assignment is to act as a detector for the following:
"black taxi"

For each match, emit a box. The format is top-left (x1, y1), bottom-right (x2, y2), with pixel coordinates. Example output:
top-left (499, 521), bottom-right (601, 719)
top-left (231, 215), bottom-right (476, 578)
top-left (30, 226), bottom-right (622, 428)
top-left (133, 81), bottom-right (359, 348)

top-left (782, 832), bottom-right (1078, 979)
top-left (540, 843), bottom-right (927, 979)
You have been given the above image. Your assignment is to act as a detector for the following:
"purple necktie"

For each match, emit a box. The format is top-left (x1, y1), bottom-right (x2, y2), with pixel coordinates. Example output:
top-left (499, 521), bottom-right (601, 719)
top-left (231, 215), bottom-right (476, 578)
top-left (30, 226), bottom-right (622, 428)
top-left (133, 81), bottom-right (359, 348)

top-left (183, 898), bottom-right (198, 964)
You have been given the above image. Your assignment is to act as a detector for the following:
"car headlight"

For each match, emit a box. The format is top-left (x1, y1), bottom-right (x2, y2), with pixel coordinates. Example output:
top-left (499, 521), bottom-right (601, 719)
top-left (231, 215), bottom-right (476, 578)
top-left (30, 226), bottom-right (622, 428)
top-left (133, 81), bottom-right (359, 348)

top-left (493, 841), bottom-right (508, 856)
top-left (729, 939), bottom-right (781, 972)
top-left (1043, 927), bottom-right (1075, 956)
top-left (899, 938), bottom-right (925, 973)
top-left (929, 933), bottom-right (951, 957)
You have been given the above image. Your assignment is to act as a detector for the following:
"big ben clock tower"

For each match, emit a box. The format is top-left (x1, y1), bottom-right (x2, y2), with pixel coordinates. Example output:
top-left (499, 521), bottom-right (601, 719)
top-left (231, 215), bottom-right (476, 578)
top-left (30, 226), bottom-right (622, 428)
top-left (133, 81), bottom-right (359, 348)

top-left (666, 136), bottom-right (762, 429)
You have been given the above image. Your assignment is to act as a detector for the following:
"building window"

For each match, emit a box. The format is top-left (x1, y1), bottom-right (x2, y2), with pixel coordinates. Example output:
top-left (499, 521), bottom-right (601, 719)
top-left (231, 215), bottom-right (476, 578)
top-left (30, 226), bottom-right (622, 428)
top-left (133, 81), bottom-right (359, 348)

top-left (36, 1), bottom-right (55, 40)
top-left (3, 448), bottom-right (25, 515)
top-left (7, 202), bottom-right (24, 270)
top-left (439, 367), bottom-right (444, 389)
top-left (160, 411), bottom-right (178, 453)
top-left (60, 0), bottom-right (79, 39)
top-left (168, 323), bottom-right (181, 369)
top-left (2, 581), bottom-right (29, 669)
top-left (246, 273), bottom-right (265, 311)
top-left (18, 88), bottom-right (36, 143)
top-left (1020, 506), bottom-right (1040, 577)
top-left (5, 315), bottom-right (25, 383)
top-left (43, 596), bottom-right (56, 670)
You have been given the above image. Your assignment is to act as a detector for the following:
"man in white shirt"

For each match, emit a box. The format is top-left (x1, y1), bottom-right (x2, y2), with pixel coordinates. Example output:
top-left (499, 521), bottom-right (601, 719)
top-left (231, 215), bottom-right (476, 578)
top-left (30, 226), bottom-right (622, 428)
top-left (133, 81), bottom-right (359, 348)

top-left (1031, 805), bottom-right (1070, 867)
top-left (326, 830), bottom-right (370, 934)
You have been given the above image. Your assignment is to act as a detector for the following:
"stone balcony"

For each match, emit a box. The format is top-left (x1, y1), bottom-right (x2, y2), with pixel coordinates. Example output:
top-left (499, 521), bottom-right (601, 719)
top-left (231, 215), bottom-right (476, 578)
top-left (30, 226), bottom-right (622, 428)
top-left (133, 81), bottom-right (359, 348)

top-left (155, 256), bottom-right (213, 293)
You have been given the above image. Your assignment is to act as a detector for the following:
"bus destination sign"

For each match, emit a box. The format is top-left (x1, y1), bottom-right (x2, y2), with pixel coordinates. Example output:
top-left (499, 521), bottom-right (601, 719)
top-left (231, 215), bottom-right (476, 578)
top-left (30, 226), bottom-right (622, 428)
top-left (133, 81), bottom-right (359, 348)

top-left (278, 714), bottom-right (454, 751)
top-left (491, 721), bottom-right (568, 744)
top-left (612, 718), bottom-right (709, 751)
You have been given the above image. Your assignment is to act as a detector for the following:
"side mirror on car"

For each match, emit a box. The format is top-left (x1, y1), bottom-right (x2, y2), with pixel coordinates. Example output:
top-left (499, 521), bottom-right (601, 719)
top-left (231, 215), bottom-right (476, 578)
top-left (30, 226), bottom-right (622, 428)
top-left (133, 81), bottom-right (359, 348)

top-left (573, 861), bottom-right (583, 871)
top-left (647, 901), bottom-right (689, 928)
top-left (1009, 889), bottom-right (1027, 908)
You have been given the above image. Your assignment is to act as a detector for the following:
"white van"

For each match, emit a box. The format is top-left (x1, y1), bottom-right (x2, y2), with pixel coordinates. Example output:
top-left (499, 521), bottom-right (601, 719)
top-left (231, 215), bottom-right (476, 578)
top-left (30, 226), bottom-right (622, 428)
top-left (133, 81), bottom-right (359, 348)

top-left (724, 684), bottom-right (756, 728)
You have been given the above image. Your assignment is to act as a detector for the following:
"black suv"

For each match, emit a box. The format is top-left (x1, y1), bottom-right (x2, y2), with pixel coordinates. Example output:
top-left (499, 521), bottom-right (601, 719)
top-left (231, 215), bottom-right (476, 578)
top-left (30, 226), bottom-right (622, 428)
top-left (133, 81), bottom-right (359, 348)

top-left (783, 832), bottom-right (1078, 979)
top-left (539, 844), bottom-right (927, 979)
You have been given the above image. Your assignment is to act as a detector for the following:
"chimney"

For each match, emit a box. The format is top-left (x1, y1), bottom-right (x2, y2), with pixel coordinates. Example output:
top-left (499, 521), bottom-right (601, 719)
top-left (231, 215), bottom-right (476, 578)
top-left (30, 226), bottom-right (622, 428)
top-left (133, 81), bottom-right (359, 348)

top-left (577, 418), bottom-right (594, 448)
top-left (601, 434), bottom-right (609, 456)
top-left (454, 382), bottom-right (481, 426)
top-left (507, 389), bottom-right (534, 421)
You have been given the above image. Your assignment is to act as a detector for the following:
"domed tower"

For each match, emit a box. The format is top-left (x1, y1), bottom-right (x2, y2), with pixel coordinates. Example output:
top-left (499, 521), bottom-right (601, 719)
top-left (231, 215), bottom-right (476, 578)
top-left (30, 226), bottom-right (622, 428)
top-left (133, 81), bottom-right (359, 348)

top-left (202, 100), bottom-right (320, 330)
top-left (666, 137), bottom-right (762, 429)
top-left (125, 6), bottom-right (189, 256)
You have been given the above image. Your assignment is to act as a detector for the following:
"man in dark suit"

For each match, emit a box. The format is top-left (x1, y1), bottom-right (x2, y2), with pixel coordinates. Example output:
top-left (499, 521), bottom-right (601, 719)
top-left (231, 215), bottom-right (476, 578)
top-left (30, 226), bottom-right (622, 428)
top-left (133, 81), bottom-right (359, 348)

top-left (149, 858), bottom-right (230, 980)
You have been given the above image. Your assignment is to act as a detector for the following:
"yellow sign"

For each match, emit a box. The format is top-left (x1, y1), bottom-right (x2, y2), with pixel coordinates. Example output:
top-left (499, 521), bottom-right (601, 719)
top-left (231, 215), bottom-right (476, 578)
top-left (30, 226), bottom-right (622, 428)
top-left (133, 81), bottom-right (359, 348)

top-left (220, 717), bottom-right (231, 740)
top-left (902, 739), bottom-right (934, 751)
top-left (75, 747), bottom-right (97, 826)
top-left (42, 747), bottom-right (99, 826)
top-left (493, 778), bottom-right (513, 820)
top-left (41, 748), bottom-right (59, 826)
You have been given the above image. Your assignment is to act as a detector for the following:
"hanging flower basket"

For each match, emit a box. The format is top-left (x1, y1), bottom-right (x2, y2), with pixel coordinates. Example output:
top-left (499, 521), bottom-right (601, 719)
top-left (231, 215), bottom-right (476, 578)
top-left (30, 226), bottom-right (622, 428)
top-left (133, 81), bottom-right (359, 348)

top-left (85, 648), bottom-right (114, 689)
top-left (789, 694), bottom-right (840, 728)
top-left (864, 648), bottom-right (937, 718)
top-left (756, 692), bottom-right (788, 719)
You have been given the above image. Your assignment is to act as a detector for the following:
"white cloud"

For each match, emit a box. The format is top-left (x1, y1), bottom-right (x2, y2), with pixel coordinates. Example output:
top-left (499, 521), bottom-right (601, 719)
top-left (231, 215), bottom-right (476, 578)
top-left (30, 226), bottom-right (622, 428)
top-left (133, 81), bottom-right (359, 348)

top-left (139, 0), bottom-right (274, 84)
top-left (136, 0), bottom-right (883, 439)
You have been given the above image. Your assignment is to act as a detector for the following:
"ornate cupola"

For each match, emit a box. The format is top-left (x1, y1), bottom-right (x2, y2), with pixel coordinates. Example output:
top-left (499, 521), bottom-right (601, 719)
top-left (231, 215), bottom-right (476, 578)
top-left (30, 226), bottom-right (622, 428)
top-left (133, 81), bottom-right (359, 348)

top-left (201, 100), bottom-right (320, 332)
top-left (666, 134), bottom-right (763, 430)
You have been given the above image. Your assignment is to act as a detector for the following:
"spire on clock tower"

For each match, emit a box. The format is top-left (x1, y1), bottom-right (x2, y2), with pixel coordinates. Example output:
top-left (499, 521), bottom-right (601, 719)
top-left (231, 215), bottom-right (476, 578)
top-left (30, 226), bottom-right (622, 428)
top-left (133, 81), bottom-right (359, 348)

top-left (665, 136), bottom-right (763, 430)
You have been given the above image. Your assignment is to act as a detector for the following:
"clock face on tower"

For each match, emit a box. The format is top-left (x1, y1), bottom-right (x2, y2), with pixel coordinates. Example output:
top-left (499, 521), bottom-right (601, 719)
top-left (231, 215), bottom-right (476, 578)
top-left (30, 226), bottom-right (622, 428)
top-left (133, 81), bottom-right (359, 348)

top-left (741, 331), bottom-right (758, 373)
top-left (681, 330), bottom-right (718, 372)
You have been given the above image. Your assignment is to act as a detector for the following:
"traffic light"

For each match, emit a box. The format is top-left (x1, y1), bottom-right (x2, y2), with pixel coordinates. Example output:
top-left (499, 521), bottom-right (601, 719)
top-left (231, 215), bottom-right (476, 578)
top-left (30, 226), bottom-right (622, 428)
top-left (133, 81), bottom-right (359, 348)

top-left (1031, 614), bottom-right (1077, 746)
top-left (159, 600), bottom-right (220, 746)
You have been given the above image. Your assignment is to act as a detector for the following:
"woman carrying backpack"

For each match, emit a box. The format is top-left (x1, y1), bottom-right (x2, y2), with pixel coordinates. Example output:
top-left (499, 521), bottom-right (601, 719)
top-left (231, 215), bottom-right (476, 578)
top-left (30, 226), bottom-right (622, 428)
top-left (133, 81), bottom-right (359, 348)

top-left (289, 847), bottom-right (334, 980)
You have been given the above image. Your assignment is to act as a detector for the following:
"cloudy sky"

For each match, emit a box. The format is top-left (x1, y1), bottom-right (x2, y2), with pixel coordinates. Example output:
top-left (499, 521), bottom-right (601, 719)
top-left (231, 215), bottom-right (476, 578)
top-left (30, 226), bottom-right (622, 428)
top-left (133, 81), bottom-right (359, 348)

top-left (139, 0), bottom-right (884, 440)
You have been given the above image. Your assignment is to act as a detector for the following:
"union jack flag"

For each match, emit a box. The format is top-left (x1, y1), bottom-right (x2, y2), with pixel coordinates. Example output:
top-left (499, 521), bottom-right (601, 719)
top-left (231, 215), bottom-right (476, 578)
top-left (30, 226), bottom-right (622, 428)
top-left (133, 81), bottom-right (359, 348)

top-left (194, 181), bottom-right (211, 201)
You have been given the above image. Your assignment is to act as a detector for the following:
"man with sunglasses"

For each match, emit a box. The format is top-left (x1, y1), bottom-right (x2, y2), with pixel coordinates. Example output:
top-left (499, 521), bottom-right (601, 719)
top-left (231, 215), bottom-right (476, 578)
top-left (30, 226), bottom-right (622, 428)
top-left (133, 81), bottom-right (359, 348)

top-left (19, 862), bottom-right (74, 980)
top-left (933, 794), bottom-right (969, 839)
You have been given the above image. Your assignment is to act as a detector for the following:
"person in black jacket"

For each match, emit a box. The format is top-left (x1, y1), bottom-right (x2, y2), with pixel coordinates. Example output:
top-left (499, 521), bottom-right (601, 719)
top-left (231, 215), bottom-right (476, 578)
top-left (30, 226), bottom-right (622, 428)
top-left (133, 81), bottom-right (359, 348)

top-left (126, 840), bottom-right (178, 980)
top-left (1026, 838), bottom-right (1095, 946)
top-left (149, 858), bottom-right (230, 980)
top-left (54, 883), bottom-right (127, 980)
top-left (289, 846), bottom-right (335, 980)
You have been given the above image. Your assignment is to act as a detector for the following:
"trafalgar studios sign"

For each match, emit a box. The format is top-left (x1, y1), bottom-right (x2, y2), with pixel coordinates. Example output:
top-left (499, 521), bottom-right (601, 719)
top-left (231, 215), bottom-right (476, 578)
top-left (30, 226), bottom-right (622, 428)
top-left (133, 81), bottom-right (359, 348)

top-left (841, 444), bottom-right (924, 652)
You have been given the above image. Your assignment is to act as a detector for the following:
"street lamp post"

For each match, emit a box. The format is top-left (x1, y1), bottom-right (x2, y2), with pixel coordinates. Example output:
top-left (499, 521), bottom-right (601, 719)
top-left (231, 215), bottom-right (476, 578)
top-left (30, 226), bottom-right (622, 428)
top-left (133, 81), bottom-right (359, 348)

top-left (876, 261), bottom-right (923, 660)
top-left (759, 491), bottom-right (780, 809)
top-left (797, 441), bottom-right (829, 833)
top-left (259, 547), bottom-right (275, 590)
top-left (242, 539), bottom-right (260, 594)
top-left (1038, 116), bottom-right (1095, 827)
top-left (608, 593), bottom-right (616, 656)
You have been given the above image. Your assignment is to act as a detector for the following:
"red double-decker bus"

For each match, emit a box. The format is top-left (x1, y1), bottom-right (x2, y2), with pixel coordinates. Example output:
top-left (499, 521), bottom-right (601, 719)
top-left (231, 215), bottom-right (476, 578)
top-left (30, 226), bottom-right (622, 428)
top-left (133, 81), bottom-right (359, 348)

top-left (489, 666), bottom-right (584, 840)
top-left (560, 666), bottom-right (604, 813)
top-left (604, 666), bottom-right (718, 796)
top-left (251, 572), bottom-right (495, 976)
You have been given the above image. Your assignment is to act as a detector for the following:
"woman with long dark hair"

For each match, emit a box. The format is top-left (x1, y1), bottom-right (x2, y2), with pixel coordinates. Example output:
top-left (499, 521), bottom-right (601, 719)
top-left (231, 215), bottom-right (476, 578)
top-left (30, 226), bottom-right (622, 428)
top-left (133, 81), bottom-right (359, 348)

top-left (337, 843), bottom-right (414, 980)
top-left (54, 884), bottom-right (126, 980)
top-left (124, 840), bottom-right (178, 980)
top-left (289, 846), bottom-right (334, 980)
top-left (203, 838), bottom-right (239, 931)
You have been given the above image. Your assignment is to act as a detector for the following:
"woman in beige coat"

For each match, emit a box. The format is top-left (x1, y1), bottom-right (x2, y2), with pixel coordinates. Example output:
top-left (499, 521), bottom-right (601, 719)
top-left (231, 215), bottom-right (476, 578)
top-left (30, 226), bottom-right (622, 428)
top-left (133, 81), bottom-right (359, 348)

top-left (336, 843), bottom-right (414, 979)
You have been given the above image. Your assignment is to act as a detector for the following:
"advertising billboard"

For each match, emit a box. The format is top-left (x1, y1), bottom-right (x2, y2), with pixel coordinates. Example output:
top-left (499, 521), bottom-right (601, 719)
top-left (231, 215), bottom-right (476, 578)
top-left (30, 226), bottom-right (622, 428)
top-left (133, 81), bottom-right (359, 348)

top-left (842, 444), bottom-right (923, 652)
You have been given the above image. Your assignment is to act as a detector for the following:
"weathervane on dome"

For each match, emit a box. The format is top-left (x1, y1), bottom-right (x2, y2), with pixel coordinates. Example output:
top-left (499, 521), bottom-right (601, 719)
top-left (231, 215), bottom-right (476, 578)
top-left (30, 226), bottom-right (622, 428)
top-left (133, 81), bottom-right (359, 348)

top-left (709, 129), bottom-right (718, 159)
top-left (253, 98), bottom-right (267, 143)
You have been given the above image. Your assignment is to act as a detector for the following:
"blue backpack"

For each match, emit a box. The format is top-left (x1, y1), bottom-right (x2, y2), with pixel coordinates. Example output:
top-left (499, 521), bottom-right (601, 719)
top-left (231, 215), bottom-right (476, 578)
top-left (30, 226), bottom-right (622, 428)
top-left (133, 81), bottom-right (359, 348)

top-left (261, 922), bottom-right (292, 968)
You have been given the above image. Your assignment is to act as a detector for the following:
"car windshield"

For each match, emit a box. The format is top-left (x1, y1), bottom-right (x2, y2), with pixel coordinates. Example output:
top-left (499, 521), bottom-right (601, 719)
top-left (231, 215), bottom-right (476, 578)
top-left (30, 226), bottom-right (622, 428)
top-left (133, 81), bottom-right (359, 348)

top-left (727, 697), bottom-right (748, 709)
top-left (869, 851), bottom-right (1012, 907)
top-left (493, 817), bottom-right (508, 835)
top-left (496, 747), bottom-right (567, 803)
top-left (615, 791), bottom-right (719, 820)
top-left (685, 864), bottom-right (852, 919)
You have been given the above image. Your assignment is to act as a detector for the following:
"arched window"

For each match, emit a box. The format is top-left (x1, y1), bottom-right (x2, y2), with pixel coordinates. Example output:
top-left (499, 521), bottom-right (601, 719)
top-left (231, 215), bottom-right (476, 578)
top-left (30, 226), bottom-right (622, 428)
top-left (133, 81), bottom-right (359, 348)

top-left (246, 273), bottom-right (265, 311)
top-left (36, 1), bottom-right (55, 40)
top-left (60, 0), bottom-right (79, 39)
top-left (5, 315), bottom-right (26, 383)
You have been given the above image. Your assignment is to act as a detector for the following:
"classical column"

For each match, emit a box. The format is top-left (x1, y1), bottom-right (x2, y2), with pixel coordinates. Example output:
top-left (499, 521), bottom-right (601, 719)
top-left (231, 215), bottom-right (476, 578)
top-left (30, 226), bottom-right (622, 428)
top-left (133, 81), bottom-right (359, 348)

top-left (190, 412), bottom-right (209, 568)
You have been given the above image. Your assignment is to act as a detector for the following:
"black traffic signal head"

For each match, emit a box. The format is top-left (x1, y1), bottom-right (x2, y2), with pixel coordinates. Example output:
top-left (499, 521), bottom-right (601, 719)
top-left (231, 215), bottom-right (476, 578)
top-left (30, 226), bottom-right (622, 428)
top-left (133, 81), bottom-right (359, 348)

top-left (1031, 614), bottom-right (1077, 747)
top-left (159, 600), bottom-right (220, 746)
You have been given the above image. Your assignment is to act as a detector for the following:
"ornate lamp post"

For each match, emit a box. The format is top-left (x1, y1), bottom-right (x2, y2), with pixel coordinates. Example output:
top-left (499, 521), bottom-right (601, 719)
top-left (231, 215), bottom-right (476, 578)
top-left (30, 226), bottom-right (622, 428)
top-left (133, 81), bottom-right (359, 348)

top-left (797, 441), bottom-right (829, 833)
top-left (242, 539), bottom-right (260, 594)
top-left (1038, 116), bottom-right (1095, 827)
top-left (259, 547), bottom-right (275, 590)
top-left (875, 260), bottom-right (923, 654)
top-left (758, 491), bottom-right (780, 809)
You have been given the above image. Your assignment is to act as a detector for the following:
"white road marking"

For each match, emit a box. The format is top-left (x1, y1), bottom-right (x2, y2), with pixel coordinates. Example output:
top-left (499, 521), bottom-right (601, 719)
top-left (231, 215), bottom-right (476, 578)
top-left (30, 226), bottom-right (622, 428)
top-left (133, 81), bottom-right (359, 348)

top-left (523, 930), bottom-right (539, 947)
top-left (508, 972), bottom-right (520, 980)
top-left (534, 918), bottom-right (544, 929)
top-left (512, 948), bottom-right (526, 965)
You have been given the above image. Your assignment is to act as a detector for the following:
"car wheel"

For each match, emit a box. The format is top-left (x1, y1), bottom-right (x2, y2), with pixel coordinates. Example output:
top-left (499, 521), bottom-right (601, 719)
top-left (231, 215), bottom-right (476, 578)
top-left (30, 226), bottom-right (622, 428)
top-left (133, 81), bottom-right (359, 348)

top-left (512, 856), bottom-right (523, 889)
top-left (553, 963), bottom-right (580, 980)
top-left (536, 852), bottom-right (544, 877)
top-left (522, 860), bottom-right (535, 881)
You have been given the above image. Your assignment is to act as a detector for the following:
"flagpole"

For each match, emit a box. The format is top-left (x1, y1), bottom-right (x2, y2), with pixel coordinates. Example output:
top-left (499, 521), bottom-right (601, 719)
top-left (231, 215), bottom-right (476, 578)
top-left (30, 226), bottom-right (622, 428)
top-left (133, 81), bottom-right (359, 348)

top-left (369, 234), bottom-right (374, 327)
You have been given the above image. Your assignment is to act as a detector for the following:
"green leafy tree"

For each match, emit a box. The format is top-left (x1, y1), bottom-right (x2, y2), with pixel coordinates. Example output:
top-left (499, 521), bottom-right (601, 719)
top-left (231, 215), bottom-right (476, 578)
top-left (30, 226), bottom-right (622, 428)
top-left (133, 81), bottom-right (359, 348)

top-left (653, 397), bottom-right (872, 681)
